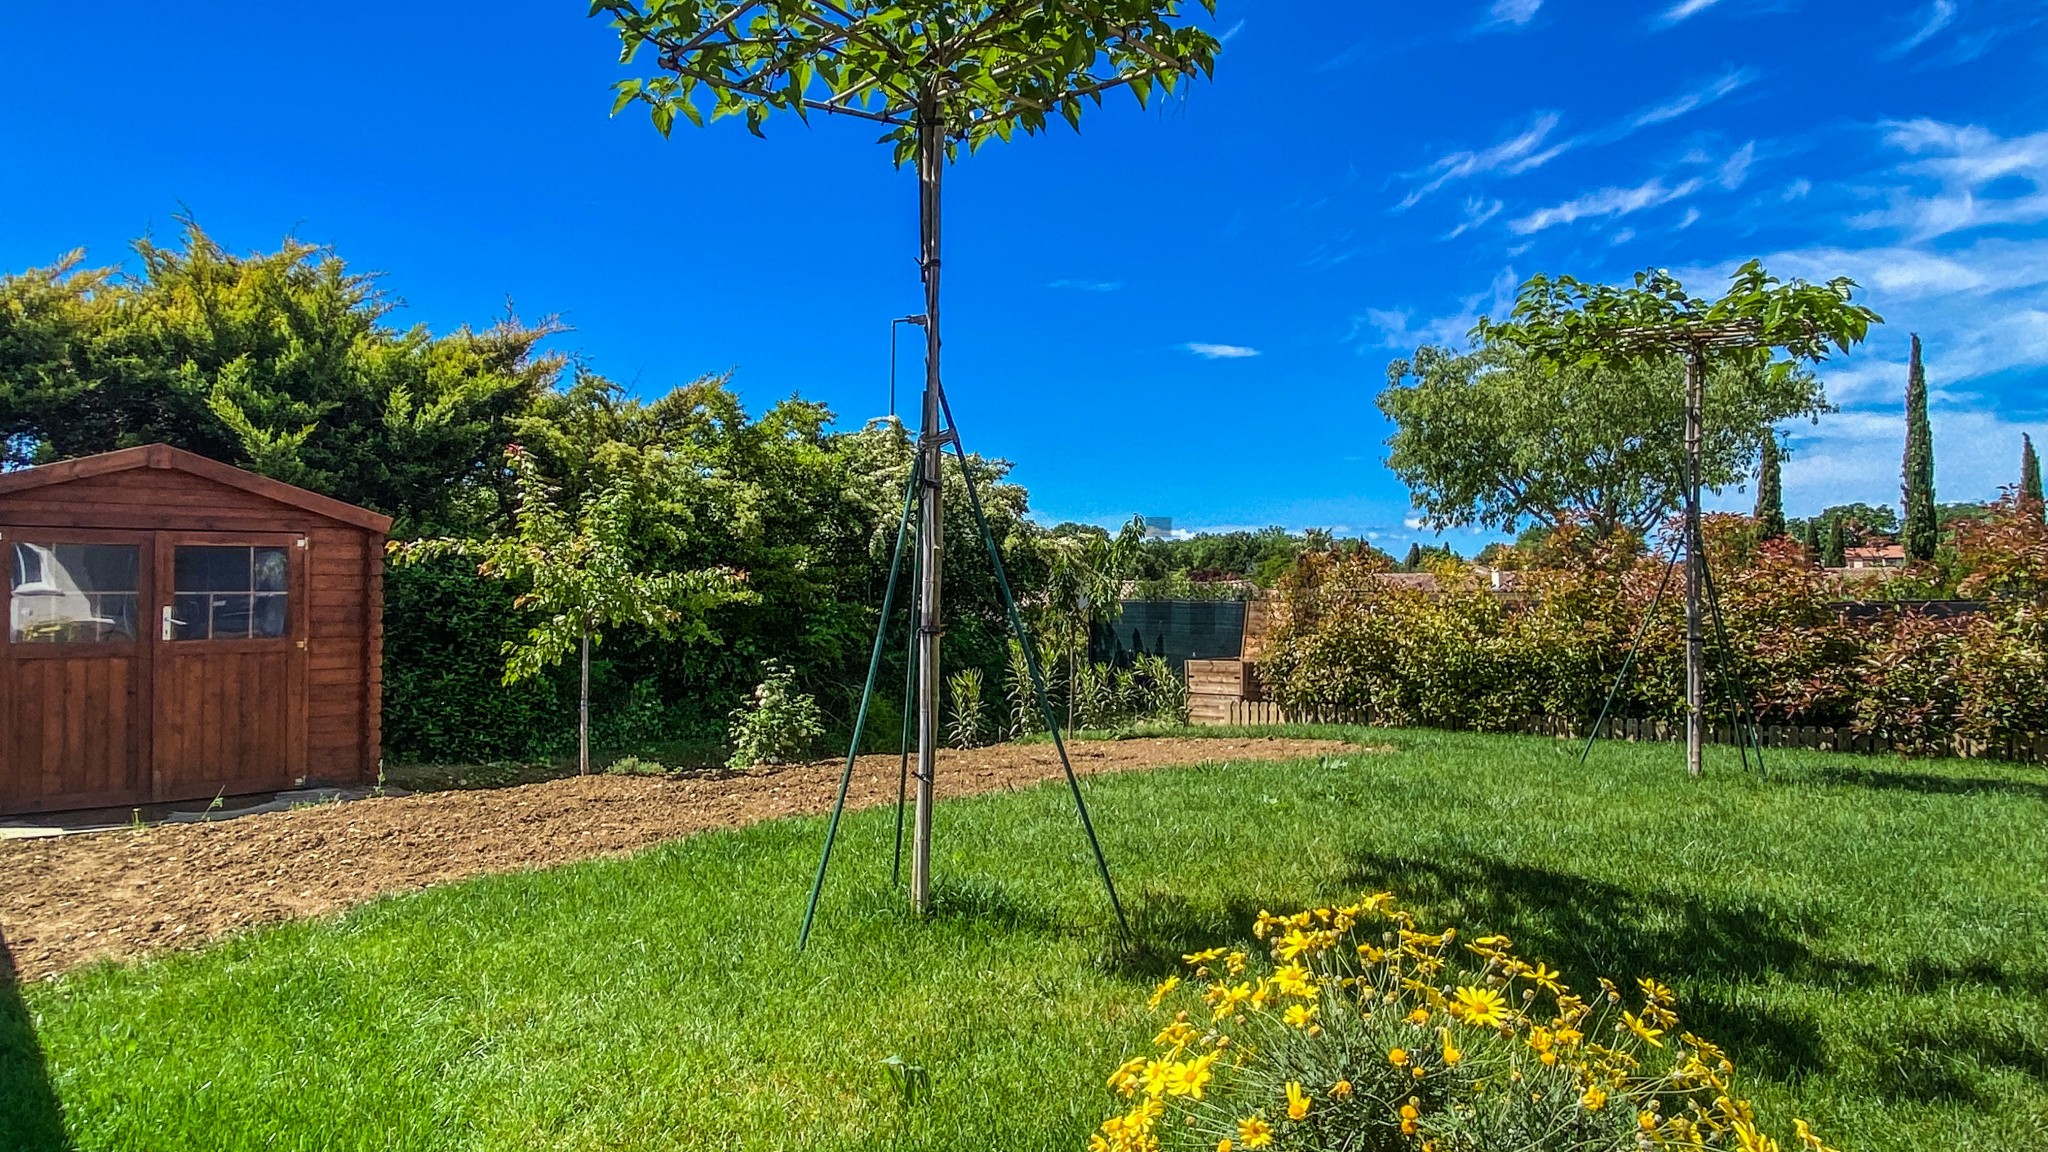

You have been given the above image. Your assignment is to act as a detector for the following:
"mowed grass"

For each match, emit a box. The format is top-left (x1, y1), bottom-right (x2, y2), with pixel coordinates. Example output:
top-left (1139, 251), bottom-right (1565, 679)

top-left (4, 728), bottom-right (2045, 1152)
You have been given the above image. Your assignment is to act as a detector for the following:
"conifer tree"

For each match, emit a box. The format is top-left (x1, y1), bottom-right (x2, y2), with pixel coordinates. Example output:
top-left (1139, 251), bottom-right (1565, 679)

top-left (2022, 433), bottom-right (2044, 520)
top-left (1803, 517), bottom-right (1822, 560)
top-left (1901, 333), bottom-right (1937, 561)
top-left (1402, 542), bottom-right (1423, 571)
top-left (1823, 515), bottom-right (1847, 568)
top-left (1754, 434), bottom-right (1786, 539)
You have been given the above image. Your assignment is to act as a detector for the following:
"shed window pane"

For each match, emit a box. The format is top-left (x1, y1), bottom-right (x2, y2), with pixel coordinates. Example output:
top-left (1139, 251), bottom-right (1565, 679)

top-left (170, 546), bottom-right (289, 641)
top-left (9, 543), bottom-right (141, 643)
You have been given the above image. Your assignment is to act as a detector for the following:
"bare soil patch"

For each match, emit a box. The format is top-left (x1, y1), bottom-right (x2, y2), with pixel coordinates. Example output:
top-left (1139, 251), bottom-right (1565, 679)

top-left (0, 736), bottom-right (1354, 980)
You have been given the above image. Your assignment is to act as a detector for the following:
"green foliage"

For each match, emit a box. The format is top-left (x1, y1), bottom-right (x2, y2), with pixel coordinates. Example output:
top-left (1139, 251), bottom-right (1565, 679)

top-left (2020, 433), bottom-right (2043, 519)
top-left (0, 222), bottom-right (560, 534)
top-left (1903, 334), bottom-right (1938, 562)
top-left (1262, 507), bottom-right (2048, 753)
top-left (381, 556), bottom-right (572, 763)
top-left (595, 1), bottom-right (1222, 162)
top-left (1380, 345), bottom-right (1824, 538)
top-left (1133, 527), bottom-right (1313, 590)
top-left (946, 667), bottom-right (987, 749)
top-left (1823, 517), bottom-right (1846, 568)
top-left (727, 659), bottom-right (827, 768)
top-left (1754, 434), bottom-right (1785, 539)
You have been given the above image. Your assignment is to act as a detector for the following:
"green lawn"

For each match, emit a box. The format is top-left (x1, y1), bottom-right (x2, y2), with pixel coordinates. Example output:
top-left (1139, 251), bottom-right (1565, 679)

top-left (5, 728), bottom-right (2045, 1151)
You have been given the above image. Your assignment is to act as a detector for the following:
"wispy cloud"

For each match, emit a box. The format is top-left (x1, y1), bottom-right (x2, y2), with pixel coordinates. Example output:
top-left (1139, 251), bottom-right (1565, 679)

top-left (1399, 113), bottom-right (1568, 208)
top-left (1444, 197), bottom-right (1504, 239)
top-left (1719, 141), bottom-right (1757, 189)
top-left (1218, 19), bottom-right (1246, 42)
top-left (1850, 119), bottom-right (2048, 240)
top-left (1047, 278), bottom-right (1123, 292)
top-left (1486, 0), bottom-right (1542, 28)
top-left (1181, 342), bottom-right (1261, 360)
top-left (1509, 176), bottom-right (1702, 234)
top-left (1354, 267), bottom-right (1521, 352)
top-left (1631, 65), bottom-right (1756, 128)
top-left (1884, 0), bottom-right (1958, 58)
top-left (1658, 0), bottom-right (1725, 25)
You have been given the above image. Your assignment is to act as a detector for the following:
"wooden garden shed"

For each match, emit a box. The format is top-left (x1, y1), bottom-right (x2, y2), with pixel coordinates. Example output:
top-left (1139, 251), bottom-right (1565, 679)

top-left (0, 445), bottom-right (389, 815)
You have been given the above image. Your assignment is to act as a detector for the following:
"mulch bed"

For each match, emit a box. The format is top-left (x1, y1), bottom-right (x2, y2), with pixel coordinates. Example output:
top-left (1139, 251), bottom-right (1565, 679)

top-left (0, 736), bottom-right (1352, 980)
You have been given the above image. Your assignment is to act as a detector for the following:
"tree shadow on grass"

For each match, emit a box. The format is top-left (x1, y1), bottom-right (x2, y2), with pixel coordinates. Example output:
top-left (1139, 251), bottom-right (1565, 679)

top-left (1342, 850), bottom-right (1834, 1078)
top-left (1803, 764), bottom-right (2048, 803)
top-left (0, 931), bottom-right (70, 1151)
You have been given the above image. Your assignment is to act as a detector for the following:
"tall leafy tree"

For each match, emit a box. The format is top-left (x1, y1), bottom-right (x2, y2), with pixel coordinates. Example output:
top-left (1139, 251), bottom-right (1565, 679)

top-left (1902, 333), bottom-right (1938, 562)
top-left (1380, 345), bottom-right (1825, 539)
top-left (1754, 434), bottom-right (1785, 539)
top-left (1823, 516), bottom-right (1847, 568)
top-left (0, 222), bottom-right (560, 533)
top-left (2021, 433), bottom-right (2043, 521)
top-left (393, 446), bottom-right (748, 775)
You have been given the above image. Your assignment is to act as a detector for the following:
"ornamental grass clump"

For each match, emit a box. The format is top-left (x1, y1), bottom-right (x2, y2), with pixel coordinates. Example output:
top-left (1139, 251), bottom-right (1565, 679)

top-left (1093, 893), bottom-right (1843, 1152)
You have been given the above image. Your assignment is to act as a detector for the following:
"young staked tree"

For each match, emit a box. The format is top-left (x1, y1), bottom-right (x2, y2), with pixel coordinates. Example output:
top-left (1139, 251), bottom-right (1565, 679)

top-left (1902, 333), bottom-right (1938, 562)
top-left (393, 446), bottom-right (747, 776)
top-left (2021, 433), bottom-right (2044, 521)
top-left (1477, 261), bottom-right (1880, 778)
top-left (594, 0), bottom-right (1219, 914)
top-left (1754, 434), bottom-right (1786, 539)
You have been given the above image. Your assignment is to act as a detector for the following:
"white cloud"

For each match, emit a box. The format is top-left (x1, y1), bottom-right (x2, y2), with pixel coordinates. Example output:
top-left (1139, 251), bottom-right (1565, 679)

top-left (1718, 141), bottom-right (1756, 189)
top-left (1850, 119), bottom-right (2048, 240)
top-left (1777, 407), bottom-right (2038, 512)
top-left (1357, 267), bottom-right (1520, 352)
top-left (1399, 113), bottom-right (1568, 208)
top-left (1181, 342), bottom-right (1261, 360)
top-left (1509, 176), bottom-right (1702, 233)
top-left (1444, 197), bottom-right (1503, 239)
top-left (1047, 279), bottom-right (1123, 292)
top-left (1632, 66), bottom-right (1756, 128)
top-left (1677, 206), bottom-right (1703, 228)
top-left (1659, 0), bottom-right (1725, 25)
top-left (1488, 0), bottom-right (1542, 27)
top-left (1219, 19), bottom-right (1246, 42)
top-left (1781, 178), bottom-right (1813, 201)
top-left (1884, 0), bottom-right (1958, 58)
top-left (1610, 228), bottom-right (1638, 245)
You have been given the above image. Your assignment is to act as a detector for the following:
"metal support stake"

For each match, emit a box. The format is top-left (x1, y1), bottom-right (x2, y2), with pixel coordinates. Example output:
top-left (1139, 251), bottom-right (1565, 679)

top-left (798, 462), bottom-right (920, 950)
top-left (938, 385), bottom-right (1130, 938)
top-left (1579, 542), bottom-right (1681, 765)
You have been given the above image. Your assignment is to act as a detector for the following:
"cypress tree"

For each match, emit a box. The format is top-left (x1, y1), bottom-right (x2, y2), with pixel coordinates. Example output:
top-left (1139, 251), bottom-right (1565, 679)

top-left (1803, 518), bottom-right (1822, 561)
top-left (2022, 433), bottom-right (2044, 519)
top-left (1754, 435), bottom-right (1786, 539)
top-left (1901, 333), bottom-right (1938, 561)
top-left (1401, 542), bottom-right (1423, 571)
top-left (1823, 516), bottom-right (1846, 568)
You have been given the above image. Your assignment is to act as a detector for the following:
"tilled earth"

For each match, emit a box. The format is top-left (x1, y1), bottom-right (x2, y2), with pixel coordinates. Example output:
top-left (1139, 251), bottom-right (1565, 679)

top-left (0, 736), bottom-right (1351, 981)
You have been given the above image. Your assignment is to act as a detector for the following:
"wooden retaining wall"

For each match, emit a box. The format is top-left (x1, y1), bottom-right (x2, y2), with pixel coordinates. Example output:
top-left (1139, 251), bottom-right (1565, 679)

top-left (1213, 700), bottom-right (2048, 766)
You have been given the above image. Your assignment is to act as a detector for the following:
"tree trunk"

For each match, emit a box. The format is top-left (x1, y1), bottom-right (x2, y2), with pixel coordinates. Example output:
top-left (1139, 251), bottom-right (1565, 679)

top-left (1683, 353), bottom-right (1705, 779)
top-left (579, 626), bottom-right (592, 777)
top-left (910, 110), bottom-right (945, 916)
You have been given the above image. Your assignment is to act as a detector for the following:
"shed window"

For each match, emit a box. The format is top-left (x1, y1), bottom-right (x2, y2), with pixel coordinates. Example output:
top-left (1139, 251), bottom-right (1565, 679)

top-left (172, 546), bottom-right (290, 640)
top-left (9, 543), bottom-right (141, 643)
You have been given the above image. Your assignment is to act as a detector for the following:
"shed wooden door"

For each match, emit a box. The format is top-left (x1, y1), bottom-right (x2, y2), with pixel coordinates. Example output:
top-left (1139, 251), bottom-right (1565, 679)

top-left (0, 529), bottom-right (151, 812)
top-left (149, 533), bottom-right (309, 803)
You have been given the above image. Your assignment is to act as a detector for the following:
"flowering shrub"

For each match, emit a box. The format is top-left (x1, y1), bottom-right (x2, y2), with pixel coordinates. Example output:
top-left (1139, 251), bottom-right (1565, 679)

top-left (726, 660), bottom-right (825, 768)
top-left (1260, 503), bottom-right (2048, 755)
top-left (1093, 894), bottom-right (1843, 1152)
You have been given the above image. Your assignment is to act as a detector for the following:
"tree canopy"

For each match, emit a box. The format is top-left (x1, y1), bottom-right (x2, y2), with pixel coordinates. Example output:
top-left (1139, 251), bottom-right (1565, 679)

top-left (0, 222), bottom-right (559, 534)
top-left (594, 0), bottom-right (1221, 159)
top-left (1378, 345), bottom-right (1825, 538)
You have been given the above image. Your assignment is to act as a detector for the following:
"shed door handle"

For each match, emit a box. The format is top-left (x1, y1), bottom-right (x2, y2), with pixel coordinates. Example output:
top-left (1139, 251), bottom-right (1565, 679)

top-left (162, 605), bottom-right (175, 641)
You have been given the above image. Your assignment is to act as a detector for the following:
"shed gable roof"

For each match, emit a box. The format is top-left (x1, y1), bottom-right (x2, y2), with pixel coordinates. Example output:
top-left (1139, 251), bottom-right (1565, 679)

top-left (0, 445), bottom-right (393, 534)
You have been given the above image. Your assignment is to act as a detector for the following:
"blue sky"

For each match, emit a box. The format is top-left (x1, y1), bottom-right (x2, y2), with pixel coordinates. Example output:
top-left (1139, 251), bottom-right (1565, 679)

top-left (3, 1), bottom-right (2045, 547)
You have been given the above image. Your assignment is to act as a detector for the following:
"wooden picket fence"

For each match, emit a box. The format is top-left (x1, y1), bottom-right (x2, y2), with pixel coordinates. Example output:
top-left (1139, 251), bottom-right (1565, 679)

top-left (1214, 700), bottom-right (2048, 766)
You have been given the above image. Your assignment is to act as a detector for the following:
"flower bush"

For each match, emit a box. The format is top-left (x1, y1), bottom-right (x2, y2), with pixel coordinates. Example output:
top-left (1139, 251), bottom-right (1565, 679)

top-left (1093, 894), bottom-right (1843, 1152)
top-left (1259, 502), bottom-right (2048, 755)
